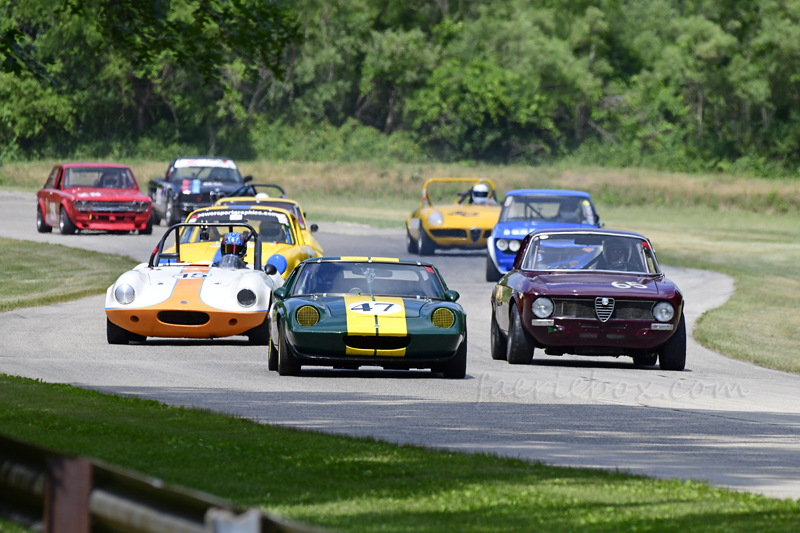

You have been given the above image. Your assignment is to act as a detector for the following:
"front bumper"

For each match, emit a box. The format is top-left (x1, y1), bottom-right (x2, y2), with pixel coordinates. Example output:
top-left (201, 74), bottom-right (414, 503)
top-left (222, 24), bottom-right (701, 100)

top-left (525, 317), bottom-right (677, 355)
top-left (106, 308), bottom-right (266, 339)
top-left (427, 227), bottom-right (492, 248)
top-left (71, 211), bottom-right (151, 231)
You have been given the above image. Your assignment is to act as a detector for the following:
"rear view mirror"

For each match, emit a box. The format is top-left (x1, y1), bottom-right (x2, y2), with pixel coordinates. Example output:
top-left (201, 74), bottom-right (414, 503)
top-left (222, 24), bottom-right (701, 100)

top-left (243, 175), bottom-right (253, 183)
top-left (265, 264), bottom-right (278, 275)
top-left (573, 235), bottom-right (604, 245)
top-left (310, 224), bottom-right (318, 233)
top-left (445, 290), bottom-right (460, 302)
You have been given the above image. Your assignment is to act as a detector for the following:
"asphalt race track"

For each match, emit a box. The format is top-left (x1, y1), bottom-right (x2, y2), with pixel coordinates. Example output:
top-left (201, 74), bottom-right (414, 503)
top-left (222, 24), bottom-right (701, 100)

top-left (2, 189), bottom-right (800, 499)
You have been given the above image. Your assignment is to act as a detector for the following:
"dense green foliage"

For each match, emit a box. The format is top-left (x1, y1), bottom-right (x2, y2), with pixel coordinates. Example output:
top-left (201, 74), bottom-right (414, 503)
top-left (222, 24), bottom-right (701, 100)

top-left (2, 373), bottom-right (800, 533)
top-left (4, 0), bottom-right (800, 174)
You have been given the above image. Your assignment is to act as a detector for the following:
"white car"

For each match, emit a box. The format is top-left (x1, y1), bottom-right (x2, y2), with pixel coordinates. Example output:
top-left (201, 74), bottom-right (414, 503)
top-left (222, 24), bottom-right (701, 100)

top-left (105, 222), bottom-right (283, 344)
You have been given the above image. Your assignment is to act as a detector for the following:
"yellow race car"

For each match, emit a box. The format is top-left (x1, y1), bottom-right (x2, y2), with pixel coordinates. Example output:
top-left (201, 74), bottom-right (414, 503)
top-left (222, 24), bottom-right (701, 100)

top-left (168, 204), bottom-right (322, 278)
top-left (406, 178), bottom-right (501, 255)
top-left (214, 183), bottom-right (323, 255)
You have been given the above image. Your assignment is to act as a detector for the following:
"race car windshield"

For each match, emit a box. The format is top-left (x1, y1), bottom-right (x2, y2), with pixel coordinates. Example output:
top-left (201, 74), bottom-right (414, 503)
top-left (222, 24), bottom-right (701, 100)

top-left (171, 166), bottom-right (243, 183)
top-left (62, 167), bottom-right (137, 189)
top-left (521, 234), bottom-right (658, 274)
top-left (499, 195), bottom-right (596, 225)
top-left (180, 212), bottom-right (294, 245)
top-left (293, 262), bottom-right (446, 298)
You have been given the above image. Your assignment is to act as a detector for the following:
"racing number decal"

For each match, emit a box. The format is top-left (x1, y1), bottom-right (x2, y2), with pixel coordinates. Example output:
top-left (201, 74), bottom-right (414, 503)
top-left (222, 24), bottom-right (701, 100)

top-left (612, 281), bottom-right (647, 289)
top-left (347, 301), bottom-right (398, 315)
top-left (173, 272), bottom-right (208, 279)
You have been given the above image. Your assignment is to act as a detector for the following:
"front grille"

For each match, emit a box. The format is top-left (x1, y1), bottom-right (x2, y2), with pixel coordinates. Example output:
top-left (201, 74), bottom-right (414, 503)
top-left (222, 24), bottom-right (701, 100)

top-left (553, 299), bottom-right (655, 321)
top-left (344, 336), bottom-right (411, 350)
top-left (157, 311), bottom-right (210, 325)
top-left (469, 228), bottom-right (482, 242)
top-left (91, 202), bottom-right (137, 212)
top-left (595, 298), bottom-right (614, 322)
top-left (483, 229), bottom-right (492, 238)
top-left (430, 229), bottom-right (466, 238)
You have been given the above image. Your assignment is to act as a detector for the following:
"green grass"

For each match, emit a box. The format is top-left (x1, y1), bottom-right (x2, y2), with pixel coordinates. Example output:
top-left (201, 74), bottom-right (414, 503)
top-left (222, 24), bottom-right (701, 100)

top-left (0, 237), bottom-right (138, 312)
top-left (1, 373), bottom-right (798, 533)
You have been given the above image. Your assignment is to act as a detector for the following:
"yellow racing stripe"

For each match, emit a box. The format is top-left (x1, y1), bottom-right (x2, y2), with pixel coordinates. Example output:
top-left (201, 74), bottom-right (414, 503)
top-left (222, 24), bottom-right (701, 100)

top-left (376, 297), bottom-right (407, 356)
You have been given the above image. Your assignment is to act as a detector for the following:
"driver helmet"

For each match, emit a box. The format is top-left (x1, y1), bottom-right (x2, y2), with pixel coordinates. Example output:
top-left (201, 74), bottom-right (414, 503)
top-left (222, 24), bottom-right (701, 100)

top-left (471, 183), bottom-right (491, 205)
top-left (220, 232), bottom-right (247, 258)
top-left (602, 239), bottom-right (630, 268)
top-left (255, 192), bottom-right (270, 199)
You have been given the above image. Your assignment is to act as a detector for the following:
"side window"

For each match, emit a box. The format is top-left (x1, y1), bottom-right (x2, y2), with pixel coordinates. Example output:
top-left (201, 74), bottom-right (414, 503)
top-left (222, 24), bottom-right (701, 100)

top-left (54, 168), bottom-right (64, 189)
top-left (44, 167), bottom-right (58, 189)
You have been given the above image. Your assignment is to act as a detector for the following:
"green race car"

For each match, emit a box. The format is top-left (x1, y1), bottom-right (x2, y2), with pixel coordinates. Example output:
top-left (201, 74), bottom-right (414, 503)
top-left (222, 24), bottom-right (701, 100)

top-left (268, 257), bottom-right (467, 378)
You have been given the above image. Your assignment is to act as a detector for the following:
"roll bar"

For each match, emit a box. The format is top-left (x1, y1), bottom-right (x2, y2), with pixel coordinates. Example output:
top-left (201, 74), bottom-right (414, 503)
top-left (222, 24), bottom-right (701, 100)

top-left (222, 183), bottom-right (286, 199)
top-left (148, 222), bottom-right (262, 269)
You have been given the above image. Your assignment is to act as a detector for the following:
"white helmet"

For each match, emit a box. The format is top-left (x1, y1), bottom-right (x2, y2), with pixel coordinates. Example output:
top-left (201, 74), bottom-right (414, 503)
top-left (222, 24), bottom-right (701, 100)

top-left (471, 183), bottom-right (490, 205)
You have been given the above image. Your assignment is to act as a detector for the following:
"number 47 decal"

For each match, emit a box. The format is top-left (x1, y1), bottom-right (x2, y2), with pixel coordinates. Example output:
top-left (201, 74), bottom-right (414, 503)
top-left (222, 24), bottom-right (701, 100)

top-left (347, 301), bottom-right (399, 315)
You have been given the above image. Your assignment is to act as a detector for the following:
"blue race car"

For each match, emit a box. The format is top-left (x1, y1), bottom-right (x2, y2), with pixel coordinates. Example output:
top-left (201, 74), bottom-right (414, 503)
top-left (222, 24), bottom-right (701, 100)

top-left (486, 190), bottom-right (603, 281)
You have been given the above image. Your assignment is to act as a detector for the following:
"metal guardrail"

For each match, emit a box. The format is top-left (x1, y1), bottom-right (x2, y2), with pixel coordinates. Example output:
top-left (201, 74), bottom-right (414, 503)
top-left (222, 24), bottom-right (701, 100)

top-left (0, 434), bottom-right (324, 533)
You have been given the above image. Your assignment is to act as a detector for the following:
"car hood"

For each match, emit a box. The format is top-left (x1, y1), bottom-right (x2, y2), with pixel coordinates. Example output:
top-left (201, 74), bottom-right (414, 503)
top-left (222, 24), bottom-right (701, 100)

top-left (69, 188), bottom-right (150, 201)
top-left (311, 295), bottom-right (434, 318)
top-left (532, 273), bottom-right (662, 297)
top-left (425, 205), bottom-right (501, 229)
top-left (494, 221), bottom-right (595, 238)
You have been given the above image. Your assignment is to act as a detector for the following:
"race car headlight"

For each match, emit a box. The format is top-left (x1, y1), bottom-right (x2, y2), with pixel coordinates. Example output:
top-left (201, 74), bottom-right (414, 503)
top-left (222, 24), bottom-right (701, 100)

top-left (508, 239), bottom-right (521, 252)
top-left (427, 211), bottom-right (444, 226)
top-left (114, 284), bottom-right (135, 305)
top-left (74, 200), bottom-right (90, 212)
top-left (237, 289), bottom-right (257, 307)
top-left (532, 297), bottom-right (554, 318)
top-left (133, 201), bottom-right (150, 213)
top-left (496, 239), bottom-right (509, 251)
top-left (297, 306), bottom-right (320, 326)
top-left (432, 308), bottom-right (455, 329)
top-left (653, 302), bottom-right (674, 323)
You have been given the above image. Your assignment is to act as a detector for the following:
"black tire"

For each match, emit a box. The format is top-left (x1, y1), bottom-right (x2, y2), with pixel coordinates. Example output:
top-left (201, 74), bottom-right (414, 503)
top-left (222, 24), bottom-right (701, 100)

top-left (36, 205), bottom-right (52, 233)
top-left (443, 328), bottom-right (467, 379)
top-left (150, 204), bottom-right (161, 226)
top-left (506, 304), bottom-right (535, 365)
top-left (633, 352), bottom-right (658, 366)
top-left (419, 229), bottom-right (436, 256)
top-left (277, 321), bottom-right (301, 376)
top-left (406, 230), bottom-right (419, 254)
top-left (490, 311), bottom-right (507, 360)
top-left (658, 314), bottom-right (686, 371)
top-left (267, 335), bottom-right (278, 371)
top-left (247, 316), bottom-right (270, 345)
top-left (59, 206), bottom-right (76, 234)
top-left (165, 196), bottom-right (180, 226)
top-left (486, 256), bottom-right (502, 282)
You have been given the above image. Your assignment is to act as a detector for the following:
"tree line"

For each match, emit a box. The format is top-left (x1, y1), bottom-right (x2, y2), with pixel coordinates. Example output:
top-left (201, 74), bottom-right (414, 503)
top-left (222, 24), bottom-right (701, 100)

top-left (2, 0), bottom-right (800, 176)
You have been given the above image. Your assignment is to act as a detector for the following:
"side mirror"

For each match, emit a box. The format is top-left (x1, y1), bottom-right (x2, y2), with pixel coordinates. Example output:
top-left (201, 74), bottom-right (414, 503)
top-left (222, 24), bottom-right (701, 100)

top-left (243, 175), bottom-right (253, 183)
top-left (264, 264), bottom-right (278, 275)
top-left (310, 224), bottom-right (318, 233)
top-left (273, 286), bottom-right (288, 300)
top-left (444, 289), bottom-right (460, 302)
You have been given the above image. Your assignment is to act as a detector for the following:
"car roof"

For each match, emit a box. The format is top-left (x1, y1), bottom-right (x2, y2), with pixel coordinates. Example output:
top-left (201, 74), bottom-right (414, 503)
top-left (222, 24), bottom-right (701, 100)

top-left (504, 189), bottom-right (592, 198)
top-left (529, 228), bottom-right (648, 240)
top-left (304, 256), bottom-right (437, 267)
top-left (60, 163), bottom-right (132, 169)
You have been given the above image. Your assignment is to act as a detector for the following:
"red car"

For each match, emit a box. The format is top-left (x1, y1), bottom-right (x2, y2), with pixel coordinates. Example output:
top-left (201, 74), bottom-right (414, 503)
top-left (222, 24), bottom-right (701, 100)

top-left (36, 163), bottom-right (152, 234)
top-left (490, 228), bottom-right (686, 370)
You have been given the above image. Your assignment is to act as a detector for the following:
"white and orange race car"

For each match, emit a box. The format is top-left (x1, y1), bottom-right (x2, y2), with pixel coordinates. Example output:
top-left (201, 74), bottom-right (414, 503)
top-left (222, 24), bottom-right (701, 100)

top-left (105, 222), bottom-right (284, 344)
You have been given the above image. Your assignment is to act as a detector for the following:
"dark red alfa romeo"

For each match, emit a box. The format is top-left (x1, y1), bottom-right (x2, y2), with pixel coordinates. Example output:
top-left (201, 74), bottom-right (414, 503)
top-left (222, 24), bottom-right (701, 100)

top-left (490, 229), bottom-right (685, 370)
top-left (36, 163), bottom-right (152, 235)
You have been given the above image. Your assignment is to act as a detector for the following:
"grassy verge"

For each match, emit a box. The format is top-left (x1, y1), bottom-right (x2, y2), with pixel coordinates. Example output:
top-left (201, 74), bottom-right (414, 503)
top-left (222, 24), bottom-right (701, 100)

top-left (3, 160), bottom-right (800, 214)
top-left (1, 373), bottom-right (798, 533)
top-left (0, 237), bottom-right (138, 312)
